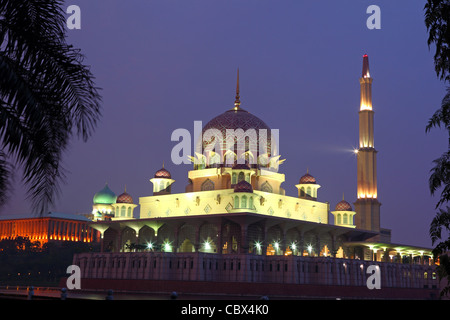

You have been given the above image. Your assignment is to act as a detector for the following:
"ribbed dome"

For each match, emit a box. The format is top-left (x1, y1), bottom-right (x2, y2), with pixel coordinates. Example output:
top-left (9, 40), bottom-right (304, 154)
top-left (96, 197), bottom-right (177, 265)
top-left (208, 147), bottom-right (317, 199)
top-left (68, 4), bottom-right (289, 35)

top-left (93, 184), bottom-right (116, 205)
top-left (299, 173), bottom-right (316, 184)
top-left (116, 192), bottom-right (133, 204)
top-left (200, 108), bottom-right (272, 165)
top-left (154, 167), bottom-right (171, 179)
top-left (335, 200), bottom-right (352, 211)
top-left (234, 180), bottom-right (253, 193)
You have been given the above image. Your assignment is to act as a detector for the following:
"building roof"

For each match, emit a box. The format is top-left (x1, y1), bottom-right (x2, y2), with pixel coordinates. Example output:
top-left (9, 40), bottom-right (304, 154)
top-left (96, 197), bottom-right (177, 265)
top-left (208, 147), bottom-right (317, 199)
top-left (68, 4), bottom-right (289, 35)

top-left (0, 212), bottom-right (91, 222)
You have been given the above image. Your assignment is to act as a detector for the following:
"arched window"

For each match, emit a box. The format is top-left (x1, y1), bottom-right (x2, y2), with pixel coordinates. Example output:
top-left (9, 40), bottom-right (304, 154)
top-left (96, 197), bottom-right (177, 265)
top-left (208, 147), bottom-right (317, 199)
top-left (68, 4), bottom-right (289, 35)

top-left (238, 172), bottom-right (245, 183)
top-left (249, 197), bottom-right (254, 209)
top-left (242, 195), bottom-right (247, 208)
top-left (234, 196), bottom-right (239, 209)
top-left (201, 179), bottom-right (215, 191)
top-left (159, 181), bottom-right (165, 191)
top-left (232, 173), bottom-right (237, 185)
top-left (337, 214), bottom-right (341, 224)
top-left (261, 181), bottom-right (273, 193)
top-left (343, 213), bottom-right (348, 225)
top-left (307, 187), bottom-right (312, 197)
top-left (300, 187), bottom-right (305, 197)
top-left (121, 206), bottom-right (126, 217)
top-left (127, 207), bottom-right (132, 217)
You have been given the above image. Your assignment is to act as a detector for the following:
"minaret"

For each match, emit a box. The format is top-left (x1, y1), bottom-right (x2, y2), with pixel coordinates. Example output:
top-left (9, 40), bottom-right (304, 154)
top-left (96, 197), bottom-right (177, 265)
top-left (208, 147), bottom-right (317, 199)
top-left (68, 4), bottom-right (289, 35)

top-left (354, 54), bottom-right (381, 234)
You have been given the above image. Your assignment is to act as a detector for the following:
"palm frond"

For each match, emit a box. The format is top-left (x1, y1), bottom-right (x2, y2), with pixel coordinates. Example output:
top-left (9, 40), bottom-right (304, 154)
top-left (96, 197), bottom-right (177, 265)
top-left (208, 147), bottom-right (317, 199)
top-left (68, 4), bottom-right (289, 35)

top-left (0, 0), bottom-right (102, 213)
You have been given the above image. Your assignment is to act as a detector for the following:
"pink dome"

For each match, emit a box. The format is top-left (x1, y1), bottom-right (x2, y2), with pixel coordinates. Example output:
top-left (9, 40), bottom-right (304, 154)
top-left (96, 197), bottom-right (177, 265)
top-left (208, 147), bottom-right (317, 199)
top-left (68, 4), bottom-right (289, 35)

top-left (154, 167), bottom-right (171, 179)
top-left (116, 192), bottom-right (133, 204)
top-left (299, 173), bottom-right (316, 184)
top-left (335, 200), bottom-right (352, 211)
top-left (233, 180), bottom-right (253, 193)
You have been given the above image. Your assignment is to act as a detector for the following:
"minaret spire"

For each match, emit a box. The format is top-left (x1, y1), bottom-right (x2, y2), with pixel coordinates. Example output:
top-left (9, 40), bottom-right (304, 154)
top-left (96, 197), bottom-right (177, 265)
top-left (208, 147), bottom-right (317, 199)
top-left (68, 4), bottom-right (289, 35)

top-left (360, 54), bottom-right (373, 111)
top-left (234, 68), bottom-right (241, 110)
top-left (354, 53), bottom-right (381, 234)
top-left (362, 54), bottom-right (370, 78)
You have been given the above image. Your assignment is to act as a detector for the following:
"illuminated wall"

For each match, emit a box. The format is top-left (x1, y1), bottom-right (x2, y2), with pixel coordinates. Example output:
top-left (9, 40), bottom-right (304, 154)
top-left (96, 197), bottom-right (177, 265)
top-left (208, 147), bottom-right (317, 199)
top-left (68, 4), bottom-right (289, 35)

top-left (0, 213), bottom-right (99, 247)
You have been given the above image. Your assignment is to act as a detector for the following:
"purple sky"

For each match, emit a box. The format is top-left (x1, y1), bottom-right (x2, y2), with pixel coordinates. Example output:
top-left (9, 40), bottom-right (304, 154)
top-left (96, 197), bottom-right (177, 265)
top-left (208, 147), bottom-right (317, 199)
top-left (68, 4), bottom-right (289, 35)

top-left (1, 1), bottom-right (447, 248)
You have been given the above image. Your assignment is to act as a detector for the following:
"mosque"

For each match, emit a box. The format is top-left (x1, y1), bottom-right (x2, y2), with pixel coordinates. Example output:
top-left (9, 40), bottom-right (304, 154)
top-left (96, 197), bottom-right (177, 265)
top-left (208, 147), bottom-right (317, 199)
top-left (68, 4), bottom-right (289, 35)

top-left (73, 55), bottom-right (439, 299)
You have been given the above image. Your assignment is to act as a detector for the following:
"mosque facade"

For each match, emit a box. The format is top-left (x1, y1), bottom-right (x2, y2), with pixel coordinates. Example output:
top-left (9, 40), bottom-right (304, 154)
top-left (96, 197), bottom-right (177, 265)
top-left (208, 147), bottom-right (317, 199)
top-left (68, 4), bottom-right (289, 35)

top-left (75, 56), bottom-right (440, 298)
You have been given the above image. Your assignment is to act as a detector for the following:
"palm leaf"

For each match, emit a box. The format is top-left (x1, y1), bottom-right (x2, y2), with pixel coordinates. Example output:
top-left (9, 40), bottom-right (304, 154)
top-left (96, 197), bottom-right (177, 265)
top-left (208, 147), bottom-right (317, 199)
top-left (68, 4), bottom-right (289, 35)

top-left (0, 0), bottom-right (102, 213)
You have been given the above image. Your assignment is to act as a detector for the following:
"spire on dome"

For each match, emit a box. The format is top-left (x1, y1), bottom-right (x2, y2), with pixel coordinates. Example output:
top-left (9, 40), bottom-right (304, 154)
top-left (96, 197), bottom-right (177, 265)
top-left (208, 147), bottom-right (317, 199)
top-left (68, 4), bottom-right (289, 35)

top-left (234, 68), bottom-right (241, 110)
top-left (362, 54), bottom-right (370, 78)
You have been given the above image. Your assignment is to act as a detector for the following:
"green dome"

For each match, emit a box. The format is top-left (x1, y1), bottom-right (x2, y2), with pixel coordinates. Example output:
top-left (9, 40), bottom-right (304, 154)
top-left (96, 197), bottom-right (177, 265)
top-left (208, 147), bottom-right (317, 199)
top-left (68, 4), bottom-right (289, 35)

top-left (93, 184), bottom-right (117, 205)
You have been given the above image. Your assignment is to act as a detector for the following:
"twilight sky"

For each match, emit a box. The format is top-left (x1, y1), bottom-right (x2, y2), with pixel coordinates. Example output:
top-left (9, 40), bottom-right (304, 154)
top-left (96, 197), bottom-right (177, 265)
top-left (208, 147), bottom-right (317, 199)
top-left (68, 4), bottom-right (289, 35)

top-left (1, 1), bottom-right (447, 248)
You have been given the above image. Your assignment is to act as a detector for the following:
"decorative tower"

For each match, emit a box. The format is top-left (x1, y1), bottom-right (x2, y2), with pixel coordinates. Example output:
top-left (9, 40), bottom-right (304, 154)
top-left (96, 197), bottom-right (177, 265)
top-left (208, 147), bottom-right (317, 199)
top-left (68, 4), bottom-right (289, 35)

top-left (296, 169), bottom-right (320, 201)
top-left (332, 194), bottom-right (356, 228)
top-left (112, 187), bottom-right (138, 220)
top-left (150, 164), bottom-right (175, 195)
top-left (354, 54), bottom-right (381, 233)
top-left (92, 183), bottom-right (116, 220)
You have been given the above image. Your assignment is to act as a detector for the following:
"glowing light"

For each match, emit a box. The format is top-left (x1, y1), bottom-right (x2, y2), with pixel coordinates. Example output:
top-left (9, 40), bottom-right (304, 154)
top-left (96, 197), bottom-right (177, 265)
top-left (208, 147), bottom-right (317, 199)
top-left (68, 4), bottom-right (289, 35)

top-left (360, 104), bottom-right (372, 111)
top-left (353, 149), bottom-right (359, 155)
top-left (204, 241), bottom-right (211, 250)
top-left (291, 243), bottom-right (297, 251)
top-left (163, 241), bottom-right (172, 252)
top-left (147, 242), bottom-right (153, 250)
top-left (307, 244), bottom-right (313, 253)
top-left (274, 242), bottom-right (279, 249)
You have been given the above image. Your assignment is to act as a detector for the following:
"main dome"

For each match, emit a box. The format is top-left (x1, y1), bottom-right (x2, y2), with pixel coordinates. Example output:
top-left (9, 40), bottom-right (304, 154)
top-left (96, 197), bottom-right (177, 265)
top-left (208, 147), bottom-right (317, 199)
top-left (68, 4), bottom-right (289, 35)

top-left (200, 107), bottom-right (273, 166)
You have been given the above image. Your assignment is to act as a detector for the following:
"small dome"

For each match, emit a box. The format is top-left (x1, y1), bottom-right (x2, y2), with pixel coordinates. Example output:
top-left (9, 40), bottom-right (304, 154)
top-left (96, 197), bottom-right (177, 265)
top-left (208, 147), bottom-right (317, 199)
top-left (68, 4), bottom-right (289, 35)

top-left (299, 173), bottom-right (316, 184)
top-left (234, 180), bottom-right (253, 193)
top-left (116, 192), bottom-right (133, 204)
top-left (335, 200), bottom-right (352, 211)
top-left (93, 184), bottom-right (116, 205)
top-left (154, 167), bottom-right (171, 179)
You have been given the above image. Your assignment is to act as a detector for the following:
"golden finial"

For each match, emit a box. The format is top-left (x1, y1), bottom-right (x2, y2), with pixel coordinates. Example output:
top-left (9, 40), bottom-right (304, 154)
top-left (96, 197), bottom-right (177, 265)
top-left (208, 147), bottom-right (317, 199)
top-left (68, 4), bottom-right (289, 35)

top-left (234, 68), bottom-right (240, 110)
top-left (342, 192), bottom-right (345, 200)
